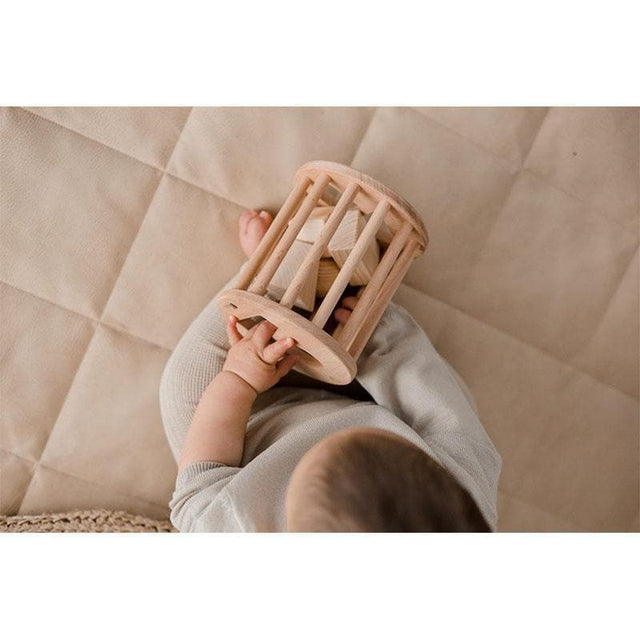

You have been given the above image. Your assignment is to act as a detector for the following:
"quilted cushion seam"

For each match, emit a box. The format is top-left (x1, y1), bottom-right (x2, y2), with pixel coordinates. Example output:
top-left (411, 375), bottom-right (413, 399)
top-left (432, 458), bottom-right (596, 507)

top-left (347, 106), bottom-right (378, 166)
top-left (0, 450), bottom-right (36, 515)
top-left (164, 169), bottom-right (282, 212)
top-left (497, 487), bottom-right (580, 531)
top-left (399, 282), bottom-right (640, 402)
top-left (15, 327), bottom-right (99, 514)
top-left (96, 110), bottom-right (192, 322)
top-left (2, 281), bottom-right (172, 352)
top-left (8, 450), bottom-right (173, 514)
top-left (19, 107), bottom-right (273, 213)
top-left (410, 106), bottom-right (536, 172)
top-left (20, 107), bottom-right (174, 172)
top-left (14, 112), bottom-right (192, 513)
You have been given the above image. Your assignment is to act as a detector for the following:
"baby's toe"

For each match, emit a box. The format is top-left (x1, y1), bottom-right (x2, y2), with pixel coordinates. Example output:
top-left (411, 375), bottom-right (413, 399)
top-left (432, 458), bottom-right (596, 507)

top-left (240, 210), bottom-right (273, 257)
top-left (246, 215), bottom-right (268, 244)
top-left (239, 209), bottom-right (258, 233)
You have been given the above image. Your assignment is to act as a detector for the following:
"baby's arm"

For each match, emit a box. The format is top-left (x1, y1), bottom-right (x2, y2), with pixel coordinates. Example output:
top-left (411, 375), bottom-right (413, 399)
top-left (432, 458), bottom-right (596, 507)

top-left (177, 371), bottom-right (256, 470)
top-left (177, 318), bottom-right (298, 470)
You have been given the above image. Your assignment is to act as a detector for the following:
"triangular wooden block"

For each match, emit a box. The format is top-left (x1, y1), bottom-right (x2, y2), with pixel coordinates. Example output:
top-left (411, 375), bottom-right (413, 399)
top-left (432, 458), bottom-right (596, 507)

top-left (310, 206), bottom-right (334, 219)
top-left (267, 239), bottom-right (320, 312)
top-left (328, 208), bottom-right (380, 285)
top-left (296, 216), bottom-right (326, 244)
top-left (296, 206), bottom-right (333, 256)
top-left (376, 219), bottom-right (395, 247)
top-left (317, 258), bottom-right (340, 297)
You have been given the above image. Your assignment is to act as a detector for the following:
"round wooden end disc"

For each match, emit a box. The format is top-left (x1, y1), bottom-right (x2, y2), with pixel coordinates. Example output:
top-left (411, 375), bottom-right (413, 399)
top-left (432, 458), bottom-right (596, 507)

top-left (218, 290), bottom-right (357, 385)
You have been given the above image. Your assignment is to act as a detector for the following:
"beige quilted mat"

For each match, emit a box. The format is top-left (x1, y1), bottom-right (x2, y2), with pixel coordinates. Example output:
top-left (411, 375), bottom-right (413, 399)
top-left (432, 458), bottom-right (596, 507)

top-left (1, 107), bottom-right (638, 531)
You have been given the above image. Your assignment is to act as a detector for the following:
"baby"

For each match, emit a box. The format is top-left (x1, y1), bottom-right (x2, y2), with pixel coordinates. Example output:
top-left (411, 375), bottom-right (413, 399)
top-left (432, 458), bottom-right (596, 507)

top-left (160, 210), bottom-right (502, 532)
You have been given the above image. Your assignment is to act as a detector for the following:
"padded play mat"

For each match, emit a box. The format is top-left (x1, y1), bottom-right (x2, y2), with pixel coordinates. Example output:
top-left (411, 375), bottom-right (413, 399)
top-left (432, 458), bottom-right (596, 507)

top-left (1, 107), bottom-right (638, 531)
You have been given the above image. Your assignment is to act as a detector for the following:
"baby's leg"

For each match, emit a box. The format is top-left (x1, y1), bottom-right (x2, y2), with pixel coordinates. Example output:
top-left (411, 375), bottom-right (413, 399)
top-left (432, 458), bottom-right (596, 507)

top-left (159, 210), bottom-right (274, 460)
top-left (159, 275), bottom-right (240, 460)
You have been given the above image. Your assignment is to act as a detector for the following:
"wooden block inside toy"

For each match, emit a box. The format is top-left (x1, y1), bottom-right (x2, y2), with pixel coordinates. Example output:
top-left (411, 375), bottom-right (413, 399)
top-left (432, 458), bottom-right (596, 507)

top-left (310, 205), bottom-right (334, 219)
top-left (328, 207), bottom-right (380, 286)
top-left (317, 258), bottom-right (340, 297)
top-left (376, 219), bottom-right (396, 247)
top-left (317, 183), bottom-right (342, 207)
top-left (266, 239), bottom-right (320, 312)
top-left (292, 206), bottom-right (333, 257)
top-left (310, 203), bottom-right (395, 248)
top-left (296, 216), bottom-right (326, 244)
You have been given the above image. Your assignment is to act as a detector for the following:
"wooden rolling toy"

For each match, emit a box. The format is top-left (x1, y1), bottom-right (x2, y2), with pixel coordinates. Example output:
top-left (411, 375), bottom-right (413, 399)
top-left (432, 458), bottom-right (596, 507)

top-left (218, 161), bottom-right (429, 385)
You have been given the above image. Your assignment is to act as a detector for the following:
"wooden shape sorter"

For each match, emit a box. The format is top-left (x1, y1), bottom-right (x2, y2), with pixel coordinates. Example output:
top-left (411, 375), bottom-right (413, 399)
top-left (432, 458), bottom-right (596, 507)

top-left (218, 160), bottom-right (429, 385)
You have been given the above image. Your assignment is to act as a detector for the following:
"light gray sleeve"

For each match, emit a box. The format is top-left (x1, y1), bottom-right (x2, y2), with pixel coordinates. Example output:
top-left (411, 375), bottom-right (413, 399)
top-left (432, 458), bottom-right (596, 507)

top-left (169, 461), bottom-right (242, 532)
top-left (159, 265), bottom-right (247, 461)
top-left (355, 301), bottom-right (502, 529)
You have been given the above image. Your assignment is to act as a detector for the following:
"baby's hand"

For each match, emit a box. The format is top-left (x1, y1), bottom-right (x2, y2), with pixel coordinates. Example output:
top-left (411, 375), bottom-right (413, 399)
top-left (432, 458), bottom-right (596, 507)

top-left (223, 316), bottom-right (300, 394)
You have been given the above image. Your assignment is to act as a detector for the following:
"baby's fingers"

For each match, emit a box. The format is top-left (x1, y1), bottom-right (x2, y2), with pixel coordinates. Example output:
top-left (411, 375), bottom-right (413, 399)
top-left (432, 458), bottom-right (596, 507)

top-left (341, 296), bottom-right (359, 311)
top-left (226, 315), bottom-right (244, 346)
top-left (334, 307), bottom-right (351, 324)
top-left (334, 295), bottom-right (359, 324)
top-left (275, 354), bottom-right (300, 378)
top-left (252, 320), bottom-right (278, 349)
top-left (263, 335), bottom-right (295, 364)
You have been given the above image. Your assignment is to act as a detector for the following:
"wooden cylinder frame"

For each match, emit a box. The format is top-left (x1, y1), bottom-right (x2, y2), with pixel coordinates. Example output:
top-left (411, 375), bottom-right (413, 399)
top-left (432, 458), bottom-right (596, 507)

top-left (218, 160), bottom-right (428, 385)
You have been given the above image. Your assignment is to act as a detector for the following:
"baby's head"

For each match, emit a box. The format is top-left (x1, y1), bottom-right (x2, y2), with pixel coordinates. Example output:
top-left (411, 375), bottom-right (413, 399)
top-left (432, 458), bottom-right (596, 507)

top-left (285, 427), bottom-right (489, 532)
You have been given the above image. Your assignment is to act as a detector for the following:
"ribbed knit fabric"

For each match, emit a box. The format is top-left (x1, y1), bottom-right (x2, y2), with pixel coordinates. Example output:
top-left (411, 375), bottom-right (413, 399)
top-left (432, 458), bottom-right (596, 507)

top-left (159, 268), bottom-right (502, 532)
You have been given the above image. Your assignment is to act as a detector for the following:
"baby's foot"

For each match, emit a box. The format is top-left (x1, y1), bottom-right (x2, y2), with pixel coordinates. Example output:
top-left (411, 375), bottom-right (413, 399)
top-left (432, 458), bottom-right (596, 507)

top-left (334, 296), bottom-right (358, 324)
top-left (239, 210), bottom-right (273, 257)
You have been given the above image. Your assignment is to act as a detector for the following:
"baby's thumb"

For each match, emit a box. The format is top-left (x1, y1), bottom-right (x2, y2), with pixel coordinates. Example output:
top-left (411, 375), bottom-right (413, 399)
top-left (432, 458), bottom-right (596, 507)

top-left (276, 354), bottom-right (300, 378)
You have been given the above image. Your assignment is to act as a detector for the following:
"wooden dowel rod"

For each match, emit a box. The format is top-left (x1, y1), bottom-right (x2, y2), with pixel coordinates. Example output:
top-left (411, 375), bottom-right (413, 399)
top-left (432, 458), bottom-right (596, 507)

top-left (235, 177), bottom-right (311, 291)
top-left (348, 237), bottom-right (420, 359)
top-left (249, 173), bottom-right (331, 295)
top-left (280, 181), bottom-right (359, 308)
top-left (336, 220), bottom-right (413, 348)
top-left (331, 284), bottom-right (365, 341)
top-left (312, 199), bottom-right (390, 328)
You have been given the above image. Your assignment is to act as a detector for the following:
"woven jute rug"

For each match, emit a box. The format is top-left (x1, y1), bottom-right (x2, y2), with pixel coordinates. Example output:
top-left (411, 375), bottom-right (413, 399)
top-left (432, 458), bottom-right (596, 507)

top-left (0, 509), bottom-right (176, 533)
